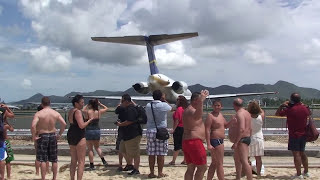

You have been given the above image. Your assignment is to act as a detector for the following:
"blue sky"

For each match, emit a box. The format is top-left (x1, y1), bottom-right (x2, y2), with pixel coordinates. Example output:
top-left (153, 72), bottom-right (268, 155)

top-left (1, 0), bottom-right (320, 102)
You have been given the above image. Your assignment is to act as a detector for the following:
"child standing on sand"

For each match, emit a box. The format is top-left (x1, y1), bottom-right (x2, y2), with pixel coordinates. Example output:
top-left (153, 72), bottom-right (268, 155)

top-left (3, 121), bottom-right (14, 179)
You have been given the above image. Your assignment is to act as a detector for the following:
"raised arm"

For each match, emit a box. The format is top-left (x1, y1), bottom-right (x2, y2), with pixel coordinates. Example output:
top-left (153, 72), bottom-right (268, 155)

top-left (275, 101), bottom-right (289, 116)
top-left (98, 101), bottom-right (108, 114)
top-left (75, 110), bottom-right (93, 129)
top-left (205, 114), bottom-right (214, 150)
top-left (193, 90), bottom-right (209, 119)
top-left (1, 104), bottom-right (15, 119)
top-left (4, 123), bottom-right (14, 132)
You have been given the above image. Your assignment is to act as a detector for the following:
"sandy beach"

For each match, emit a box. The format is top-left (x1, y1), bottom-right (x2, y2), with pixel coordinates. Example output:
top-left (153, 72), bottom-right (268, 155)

top-left (3, 154), bottom-right (320, 180)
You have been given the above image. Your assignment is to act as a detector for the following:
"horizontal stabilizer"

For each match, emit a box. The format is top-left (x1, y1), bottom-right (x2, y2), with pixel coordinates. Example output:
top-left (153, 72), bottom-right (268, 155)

top-left (91, 32), bottom-right (198, 46)
top-left (91, 36), bottom-right (146, 46)
top-left (149, 32), bottom-right (198, 46)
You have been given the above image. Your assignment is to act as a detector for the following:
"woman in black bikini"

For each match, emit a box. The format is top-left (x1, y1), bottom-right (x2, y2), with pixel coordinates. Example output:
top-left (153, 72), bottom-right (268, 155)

top-left (67, 95), bottom-right (93, 180)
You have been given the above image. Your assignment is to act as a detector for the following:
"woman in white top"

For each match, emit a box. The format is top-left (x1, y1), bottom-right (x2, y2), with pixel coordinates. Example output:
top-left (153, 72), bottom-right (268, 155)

top-left (247, 101), bottom-right (265, 176)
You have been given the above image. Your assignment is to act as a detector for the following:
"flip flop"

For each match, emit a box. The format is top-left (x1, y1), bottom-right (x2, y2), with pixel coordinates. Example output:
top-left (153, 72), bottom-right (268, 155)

top-left (168, 161), bottom-right (175, 165)
top-left (180, 161), bottom-right (186, 165)
top-left (148, 173), bottom-right (157, 178)
top-left (157, 173), bottom-right (168, 178)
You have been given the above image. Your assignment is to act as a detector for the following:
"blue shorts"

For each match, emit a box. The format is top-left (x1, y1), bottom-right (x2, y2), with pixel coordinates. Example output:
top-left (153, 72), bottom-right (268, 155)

top-left (288, 136), bottom-right (306, 152)
top-left (210, 138), bottom-right (224, 148)
top-left (0, 146), bottom-right (7, 161)
top-left (85, 129), bottom-right (101, 140)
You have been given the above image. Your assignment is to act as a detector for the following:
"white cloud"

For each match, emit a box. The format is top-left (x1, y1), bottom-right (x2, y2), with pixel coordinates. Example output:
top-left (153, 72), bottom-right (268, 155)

top-left (2, 0), bottom-right (320, 102)
top-left (244, 44), bottom-right (276, 64)
top-left (27, 46), bottom-right (71, 72)
top-left (21, 78), bottom-right (32, 89)
top-left (154, 42), bottom-right (196, 69)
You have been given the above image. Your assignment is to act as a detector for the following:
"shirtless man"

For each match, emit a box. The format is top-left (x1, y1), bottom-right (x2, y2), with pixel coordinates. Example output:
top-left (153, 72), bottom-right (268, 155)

top-left (231, 98), bottom-right (252, 180)
top-left (182, 90), bottom-right (209, 180)
top-left (31, 97), bottom-right (67, 180)
top-left (205, 99), bottom-right (232, 180)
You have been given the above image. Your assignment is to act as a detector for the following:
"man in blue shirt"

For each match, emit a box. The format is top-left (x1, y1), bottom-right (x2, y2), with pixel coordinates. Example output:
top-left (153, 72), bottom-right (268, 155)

top-left (145, 90), bottom-right (172, 178)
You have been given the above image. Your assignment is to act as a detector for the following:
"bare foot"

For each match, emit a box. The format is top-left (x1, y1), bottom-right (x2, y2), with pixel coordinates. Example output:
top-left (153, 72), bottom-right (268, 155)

top-left (148, 173), bottom-right (157, 178)
top-left (158, 173), bottom-right (168, 178)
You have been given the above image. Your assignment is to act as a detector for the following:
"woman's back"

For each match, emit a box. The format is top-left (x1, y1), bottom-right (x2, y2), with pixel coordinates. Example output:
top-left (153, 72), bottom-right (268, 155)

top-left (86, 109), bottom-right (100, 130)
top-left (251, 115), bottom-right (263, 139)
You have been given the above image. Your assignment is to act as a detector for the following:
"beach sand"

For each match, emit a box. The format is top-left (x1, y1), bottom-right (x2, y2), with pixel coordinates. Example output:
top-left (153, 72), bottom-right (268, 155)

top-left (3, 155), bottom-right (320, 180)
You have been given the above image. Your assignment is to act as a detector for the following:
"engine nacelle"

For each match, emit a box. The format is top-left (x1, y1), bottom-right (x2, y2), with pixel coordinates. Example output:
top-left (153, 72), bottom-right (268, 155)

top-left (132, 82), bottom-right (149, 94)
top-left (172, 81), bottom-right (188, 94)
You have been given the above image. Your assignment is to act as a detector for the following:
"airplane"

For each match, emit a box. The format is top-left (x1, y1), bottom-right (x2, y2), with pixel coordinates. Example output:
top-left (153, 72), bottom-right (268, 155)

top-left (6, 105), bottom-right (20, 110)
top-left (80, 32), bottom-right (276, 103)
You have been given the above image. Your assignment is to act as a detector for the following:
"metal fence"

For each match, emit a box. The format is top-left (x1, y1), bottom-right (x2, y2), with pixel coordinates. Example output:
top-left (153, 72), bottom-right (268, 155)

top-left (7, 107), bottom-right (320, 147)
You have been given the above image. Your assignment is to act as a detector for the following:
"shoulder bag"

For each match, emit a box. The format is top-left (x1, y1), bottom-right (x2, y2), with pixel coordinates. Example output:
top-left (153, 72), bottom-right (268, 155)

top-left (151, 103), bottom-right (169, 140)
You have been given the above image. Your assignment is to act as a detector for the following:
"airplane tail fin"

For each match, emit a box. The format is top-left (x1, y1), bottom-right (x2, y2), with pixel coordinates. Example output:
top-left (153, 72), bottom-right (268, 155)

top-left (91, 32), bottom-right (198, 75)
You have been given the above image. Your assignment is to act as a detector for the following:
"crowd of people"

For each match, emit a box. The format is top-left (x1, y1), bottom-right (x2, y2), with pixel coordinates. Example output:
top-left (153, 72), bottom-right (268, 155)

top-left (0, 91), bottom-right (312, 180)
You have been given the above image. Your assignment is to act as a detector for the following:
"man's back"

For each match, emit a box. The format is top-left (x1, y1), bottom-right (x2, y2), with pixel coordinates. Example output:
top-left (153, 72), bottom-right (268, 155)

top-left (236, 108), bottom-right (252, 138)
top-left (183, 105), bottom-right (205, 140)
top-left (36, 108), bottom-right (61, 134)
top-left (285, 104), bottom-right (310, 138)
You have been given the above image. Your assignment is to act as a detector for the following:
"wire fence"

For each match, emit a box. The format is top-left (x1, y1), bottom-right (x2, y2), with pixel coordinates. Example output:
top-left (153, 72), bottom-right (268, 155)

top-left (7, 107), bottom-right (320, 147)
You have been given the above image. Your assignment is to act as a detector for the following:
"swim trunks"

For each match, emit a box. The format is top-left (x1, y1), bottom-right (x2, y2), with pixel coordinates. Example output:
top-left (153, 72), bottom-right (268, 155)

top-left (67, 110), bottom-right (85, 145)
top-left (210, 138), bottom-right (224, 148)
top-left (239, 136), bottom-right (251, 146)
top-left (288, 136), bottom-right (306, 152)
top-left (0, 142), bottom-right (7, 161)
top-left (36, 133), bottom-right (58, 162)
top-left (182, 139), bottom-right (207, 165)
top-left (5, 140), bottom-right (14, 163)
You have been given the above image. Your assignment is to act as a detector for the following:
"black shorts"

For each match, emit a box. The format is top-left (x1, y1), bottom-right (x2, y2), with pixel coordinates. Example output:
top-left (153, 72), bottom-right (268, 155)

top-left (288, 136), bottom-right (306, 152)
top-left (173, 127), bottom-right (184, 151)
top-left (36, 133), bottom-right (58, 162)
top-left (116, 131), bottom-right (124, 151)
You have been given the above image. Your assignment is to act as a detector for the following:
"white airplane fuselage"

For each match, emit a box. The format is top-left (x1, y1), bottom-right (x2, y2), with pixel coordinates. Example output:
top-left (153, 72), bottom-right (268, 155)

top-left (147, 73), bottom-right (191, 103)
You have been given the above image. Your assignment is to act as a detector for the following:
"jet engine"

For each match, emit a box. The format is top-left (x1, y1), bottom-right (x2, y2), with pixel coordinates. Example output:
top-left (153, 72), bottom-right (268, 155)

top-left (132, 82), bottom-right (149, 94)
top-left (172, 81), bottom-right (188, 94)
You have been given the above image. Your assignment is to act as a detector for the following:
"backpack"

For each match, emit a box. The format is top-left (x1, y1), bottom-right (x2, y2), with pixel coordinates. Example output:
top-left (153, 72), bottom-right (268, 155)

top-left (0, 107), bottom-right (6, 146)
top-left (305, 117), bottom-right (319, 142)
top-left (135, 105), bottom-right (147, 124)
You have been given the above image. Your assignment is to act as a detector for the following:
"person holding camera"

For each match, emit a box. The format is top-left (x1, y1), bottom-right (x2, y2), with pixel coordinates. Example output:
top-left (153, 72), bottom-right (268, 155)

top-left (275, 93), bottom-right (310, 179)
top-left (145, 90), bottom-right (172, 178)
top-left (116, 94), bottom-right (142, 175)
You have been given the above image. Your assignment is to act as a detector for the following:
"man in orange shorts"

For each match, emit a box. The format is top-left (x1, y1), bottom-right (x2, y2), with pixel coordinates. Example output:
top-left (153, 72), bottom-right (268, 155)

top-left (182, 90), bottom-right (209, 180)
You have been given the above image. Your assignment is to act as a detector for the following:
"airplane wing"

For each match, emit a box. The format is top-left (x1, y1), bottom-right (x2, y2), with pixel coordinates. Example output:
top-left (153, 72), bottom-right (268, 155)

top-left (91, 32), bottom-right (199, 46)
top-left (184, 92), bottom-right (277, 100)
top-left (81, 96), bottom-right (154, 101)
top-left (7, 105), bottom-right (20, 110)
